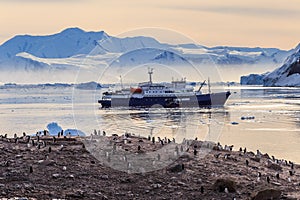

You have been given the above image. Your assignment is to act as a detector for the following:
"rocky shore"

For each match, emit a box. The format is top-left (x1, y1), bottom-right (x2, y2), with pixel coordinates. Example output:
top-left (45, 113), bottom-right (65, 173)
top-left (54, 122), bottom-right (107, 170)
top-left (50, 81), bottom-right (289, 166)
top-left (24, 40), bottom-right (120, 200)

top-left (0, 133), bottom-right (299, 200)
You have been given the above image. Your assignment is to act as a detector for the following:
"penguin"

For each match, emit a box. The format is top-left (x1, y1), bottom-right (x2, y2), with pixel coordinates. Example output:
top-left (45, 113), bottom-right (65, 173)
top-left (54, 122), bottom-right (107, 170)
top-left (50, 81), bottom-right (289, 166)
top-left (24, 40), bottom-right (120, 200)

top-left (175, 146), bottom-right (179, 155)
top-left (272, 155), bottom-right (275, 161)
top-left (266, 176), bottom-right (270, 183)
top-left (53, 136), bottom-right (56, 143)
top-left (215, 153), bottom-right (222, 159)
top-left (180, 146), bottom-right (184, 152)
top-left (160, 140), bottom-right (164, 146)
top-left (48, 146), bottom-right (52, 153)
top-left (243, 148), bottom-right (247, 154)
top-left (289, 170), bottom-right (294, 176)
top-left (193, 149), bottom-right (197, 156)
top-left (82, 143), bottom-right (85, 149)
top-left (200, 186), bottom-right (204, 194)
top-left (152, 137), bottom-right (155, 144)
top-left (138, 145), bottom-right (141, 151)
top-left (276, 173), bottom-right (280, 179)
top-left (23, 132), bottom-right (26, 137)
top-left (29, 166), bottom-right (33, 173)
top-left (14, 133), bottom-right (17, 139)
top-left (246, 159), bottom-right (249, 166)
top-left (103, 131), bottom-right (106, 136)
top-left (148, 135), bottom-right (151, 141)
top-left (239, 147), bottom-right (242, 152)
top-left (224, 188), bottom-right (229, 194)
top-left (258, 172), bottom-right (261, 177)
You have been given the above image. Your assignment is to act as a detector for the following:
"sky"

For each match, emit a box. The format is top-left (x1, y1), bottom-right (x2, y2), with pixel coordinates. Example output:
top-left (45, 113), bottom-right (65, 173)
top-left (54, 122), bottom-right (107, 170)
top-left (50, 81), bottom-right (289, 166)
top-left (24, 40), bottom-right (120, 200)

top-left (0, 0), bottom-right (300, 49)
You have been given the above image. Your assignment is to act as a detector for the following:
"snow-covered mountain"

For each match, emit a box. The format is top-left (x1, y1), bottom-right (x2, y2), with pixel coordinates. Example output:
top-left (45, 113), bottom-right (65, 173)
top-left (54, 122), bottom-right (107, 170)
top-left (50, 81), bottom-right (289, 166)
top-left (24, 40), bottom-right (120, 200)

top-left (263, 44), bottom-right (300, 87)
top-left (240, 44), bottom-right (300, 86)
top-left (0, 28), bottom-right (107, 59)
top-left (0, 27), bottom-right (296, 83)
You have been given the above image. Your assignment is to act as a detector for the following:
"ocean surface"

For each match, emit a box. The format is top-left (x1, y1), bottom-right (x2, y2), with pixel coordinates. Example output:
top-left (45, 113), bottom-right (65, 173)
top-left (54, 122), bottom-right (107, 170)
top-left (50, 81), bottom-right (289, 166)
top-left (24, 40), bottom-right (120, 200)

top-left (0, 85), bottom-right (300, 163)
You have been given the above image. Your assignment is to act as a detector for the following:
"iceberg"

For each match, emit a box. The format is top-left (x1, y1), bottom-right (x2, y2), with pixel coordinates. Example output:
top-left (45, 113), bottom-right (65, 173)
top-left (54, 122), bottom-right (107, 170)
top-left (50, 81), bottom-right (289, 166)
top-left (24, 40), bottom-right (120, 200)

top-left (46, 122), bottom-right (86, 137)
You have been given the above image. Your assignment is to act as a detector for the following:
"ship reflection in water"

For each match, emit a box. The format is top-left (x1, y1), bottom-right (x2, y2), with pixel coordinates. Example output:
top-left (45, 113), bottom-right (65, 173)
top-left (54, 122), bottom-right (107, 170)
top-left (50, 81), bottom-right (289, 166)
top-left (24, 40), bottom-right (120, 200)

top-left (97, 107), bottom-right (230, 144)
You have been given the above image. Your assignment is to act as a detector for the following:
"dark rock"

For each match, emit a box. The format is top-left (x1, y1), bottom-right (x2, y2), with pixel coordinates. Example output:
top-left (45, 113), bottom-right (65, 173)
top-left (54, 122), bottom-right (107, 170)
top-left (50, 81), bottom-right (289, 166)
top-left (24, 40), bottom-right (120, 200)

top-left (167, 163), bottom-right (184, 173)
top-left (250, 157), bottom-right (260, 162)
top-left (212, 178), bottom-right (236, 193)
top-left (267, 163), bottom-right (282, 171)
top-left (252, 189), bottom-right (281, 200)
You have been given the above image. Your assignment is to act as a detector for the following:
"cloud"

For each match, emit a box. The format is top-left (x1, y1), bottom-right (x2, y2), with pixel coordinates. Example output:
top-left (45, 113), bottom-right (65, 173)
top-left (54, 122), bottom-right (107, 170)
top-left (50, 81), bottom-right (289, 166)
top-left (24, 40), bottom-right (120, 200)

top-left (164, 5), bottom-right (300, 17)
top-left (0, 0), bottom-right (89, 3)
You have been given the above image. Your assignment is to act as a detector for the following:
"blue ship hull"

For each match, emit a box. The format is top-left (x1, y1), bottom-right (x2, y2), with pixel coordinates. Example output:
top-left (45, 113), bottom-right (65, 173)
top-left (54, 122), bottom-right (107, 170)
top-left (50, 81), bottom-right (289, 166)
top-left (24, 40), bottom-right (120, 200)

top-left (98, 91), bottom-right (231, 108)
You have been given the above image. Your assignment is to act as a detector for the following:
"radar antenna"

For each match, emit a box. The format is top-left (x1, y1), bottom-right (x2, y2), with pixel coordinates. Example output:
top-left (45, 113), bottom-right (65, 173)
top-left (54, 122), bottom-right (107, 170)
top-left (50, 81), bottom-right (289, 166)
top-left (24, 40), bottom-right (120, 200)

top-left (148, 67), bottom-right (154, 84)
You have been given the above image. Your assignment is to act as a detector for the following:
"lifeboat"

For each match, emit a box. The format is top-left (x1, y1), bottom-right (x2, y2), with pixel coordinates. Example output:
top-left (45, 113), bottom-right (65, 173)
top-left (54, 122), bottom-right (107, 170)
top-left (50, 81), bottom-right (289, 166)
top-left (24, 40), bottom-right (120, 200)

top-left (130, 87), bottom-right (142, 94)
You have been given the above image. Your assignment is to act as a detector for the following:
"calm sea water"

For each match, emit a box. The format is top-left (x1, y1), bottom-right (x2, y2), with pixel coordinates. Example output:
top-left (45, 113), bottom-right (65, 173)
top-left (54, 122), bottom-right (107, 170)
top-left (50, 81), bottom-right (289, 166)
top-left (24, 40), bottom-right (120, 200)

top-left (0, 85), bottom-right (299, 163)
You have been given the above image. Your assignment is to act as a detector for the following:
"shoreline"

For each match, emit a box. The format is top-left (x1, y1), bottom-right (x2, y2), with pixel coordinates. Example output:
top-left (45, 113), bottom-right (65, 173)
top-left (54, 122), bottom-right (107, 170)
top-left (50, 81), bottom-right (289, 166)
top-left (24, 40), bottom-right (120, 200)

top-left (0, 134), bottom-right (299, 199)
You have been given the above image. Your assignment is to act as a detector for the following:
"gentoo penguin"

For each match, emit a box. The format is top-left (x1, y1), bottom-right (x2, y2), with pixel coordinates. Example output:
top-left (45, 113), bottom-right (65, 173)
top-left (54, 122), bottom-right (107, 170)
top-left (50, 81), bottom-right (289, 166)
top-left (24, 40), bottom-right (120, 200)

top-left (266, 176), bottom-right (270, 183)
top-left (257, 172), bottom-right (261, 181)
top-left (200, 186), bottom-right (204, 194)
top-left (138, 145), bottom-right (141, 151)
top-left (160, 140), bottom-right (164, 146)
top-left (246, 159), bottom-right (249, 166)
top-left (152, 137), bottom-right (155, 144)
top-left (193, 149), bottom-right (197, 156)
top-left (29, 166), bottom-right (33, 173)
top-left (180, 146), bottom-right (184, 152)
top-left (175, 146), bottom-right (179, 155)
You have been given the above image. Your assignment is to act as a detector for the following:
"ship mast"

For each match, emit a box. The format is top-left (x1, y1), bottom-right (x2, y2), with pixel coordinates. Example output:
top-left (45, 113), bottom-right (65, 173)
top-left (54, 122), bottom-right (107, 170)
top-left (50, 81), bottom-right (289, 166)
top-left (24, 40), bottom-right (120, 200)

top-left (148, 67), bottom-right (154, 84)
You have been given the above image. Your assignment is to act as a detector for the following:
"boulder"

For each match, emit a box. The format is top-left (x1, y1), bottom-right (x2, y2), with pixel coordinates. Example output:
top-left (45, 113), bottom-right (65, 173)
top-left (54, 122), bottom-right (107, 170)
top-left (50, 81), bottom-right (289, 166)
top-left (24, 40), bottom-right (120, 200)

top-left (212, 178), bottom-right (236, 193)
top-left (252, 189), bottom-right (281, 200)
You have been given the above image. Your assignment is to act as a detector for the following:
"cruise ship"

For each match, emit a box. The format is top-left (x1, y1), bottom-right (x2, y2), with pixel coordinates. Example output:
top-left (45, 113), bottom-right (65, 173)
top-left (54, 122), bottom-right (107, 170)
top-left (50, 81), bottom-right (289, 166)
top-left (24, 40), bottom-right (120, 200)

top-left (98, 69), bottom-right (231, 108)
